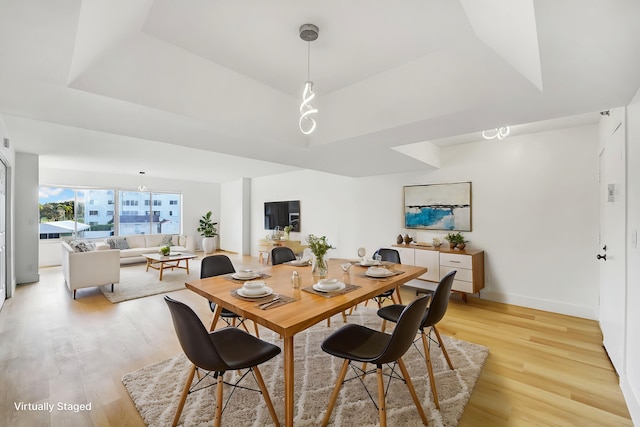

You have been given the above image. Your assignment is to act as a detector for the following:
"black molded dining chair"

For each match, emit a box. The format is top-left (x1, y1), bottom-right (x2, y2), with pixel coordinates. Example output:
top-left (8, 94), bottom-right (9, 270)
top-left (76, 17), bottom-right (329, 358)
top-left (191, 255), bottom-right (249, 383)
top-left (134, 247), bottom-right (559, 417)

top-left (201, 255), bottom-right (259, 337)
top-left (377, 269), bottom-right (457, 409)
top-left (320, 295), bottom-right (431, 427)
top-left (369, 248), bottom-right (403, 306)
top-left (164, 296), bottom-right (281, 427)
top-left (271, 246), bottom-right (296, 265)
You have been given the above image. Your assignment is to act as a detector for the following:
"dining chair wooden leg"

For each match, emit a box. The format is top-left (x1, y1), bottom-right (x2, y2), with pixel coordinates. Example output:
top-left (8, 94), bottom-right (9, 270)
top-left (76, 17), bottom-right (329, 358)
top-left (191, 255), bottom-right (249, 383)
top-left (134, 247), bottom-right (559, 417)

top-left (322, 359), bottom-right (350, 427)
top-left (395, 287), bottom-right (403, 304)
top-left (376, 366), bottom-right (387, 427)
top-left (381, 319), bottom-right (387, 333)
top-left (253, 366), bottom-right (280, 426)
top-left (253, 321), bottom-right (260, 338)
top-left (433, 326), bottom-right (454, 370)
top-left (240, 320), bottom-right (251, 334)
top-left (341, 310), bottom-right (347, 323)
top-left (214, 372), bottom-right (224, 427)
top-left (173, 364), bottom-right (196, 427)
top-left (421, 330), bottom-right (440, 409)
top-left (390, 292), bottom-right (399, 304)
top-left (397, 358), bottom-right (429, 425)
top-left (326, 317), bottom-right (331, 327)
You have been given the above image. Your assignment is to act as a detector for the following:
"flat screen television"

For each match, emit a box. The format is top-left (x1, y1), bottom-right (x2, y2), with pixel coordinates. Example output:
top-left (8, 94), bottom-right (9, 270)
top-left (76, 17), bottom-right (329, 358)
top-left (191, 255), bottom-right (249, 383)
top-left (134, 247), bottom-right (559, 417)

top-left (264, 200), bottom-right (300, 232)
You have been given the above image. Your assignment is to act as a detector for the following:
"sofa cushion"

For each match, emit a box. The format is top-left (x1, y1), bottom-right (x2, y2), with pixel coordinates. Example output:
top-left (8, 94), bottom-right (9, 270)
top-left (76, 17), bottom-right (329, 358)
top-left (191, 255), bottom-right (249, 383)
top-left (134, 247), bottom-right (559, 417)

top-left (172, 234), bottom-right (187, 247)
top-left (69, 240), bottom-right (96, 253)
top-left (145, 234), bottom-right (165, 248)
top-left (106, 237), bottom-right (129, 250)
top-left (124, 234), bottom-right (146, 248)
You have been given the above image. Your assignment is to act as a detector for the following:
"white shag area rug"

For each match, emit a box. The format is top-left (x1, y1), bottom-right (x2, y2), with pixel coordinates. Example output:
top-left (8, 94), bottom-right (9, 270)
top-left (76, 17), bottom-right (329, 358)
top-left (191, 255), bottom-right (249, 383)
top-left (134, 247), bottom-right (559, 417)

top-left (123, 307), bottom-right (489, 426)
top-left (100, 259), bottom-right (201, 303)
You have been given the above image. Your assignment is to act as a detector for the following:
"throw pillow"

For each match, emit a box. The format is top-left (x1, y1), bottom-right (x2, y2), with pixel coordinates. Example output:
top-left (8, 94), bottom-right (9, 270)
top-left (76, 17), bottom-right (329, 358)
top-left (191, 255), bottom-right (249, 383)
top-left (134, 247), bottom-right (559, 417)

top-left (161, 234), bottom-right (173, 246)
top-left (114, 238), bottom-right (129, 250)
top-left (69, 240), bottom-right (95, 253)
top-left (106, 237), bottom-right (129, 250)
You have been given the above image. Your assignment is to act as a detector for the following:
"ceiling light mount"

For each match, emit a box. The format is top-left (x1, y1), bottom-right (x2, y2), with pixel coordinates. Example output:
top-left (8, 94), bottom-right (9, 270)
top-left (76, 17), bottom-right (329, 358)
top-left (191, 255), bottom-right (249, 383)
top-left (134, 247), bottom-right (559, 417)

top-left (299, 23), bottom-right (319, 135)
top-left (482, 126), bottom-right (510, 140)
top-left (138, 171), bottom-right (147, 192)
top-left (299, 24), bottom-right (319, 42)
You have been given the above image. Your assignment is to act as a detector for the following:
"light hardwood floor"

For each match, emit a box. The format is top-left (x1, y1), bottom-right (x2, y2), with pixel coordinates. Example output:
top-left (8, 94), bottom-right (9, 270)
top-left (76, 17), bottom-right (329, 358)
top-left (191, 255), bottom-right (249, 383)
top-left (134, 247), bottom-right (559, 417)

top-left (0, 253), bottom-right (632, 426)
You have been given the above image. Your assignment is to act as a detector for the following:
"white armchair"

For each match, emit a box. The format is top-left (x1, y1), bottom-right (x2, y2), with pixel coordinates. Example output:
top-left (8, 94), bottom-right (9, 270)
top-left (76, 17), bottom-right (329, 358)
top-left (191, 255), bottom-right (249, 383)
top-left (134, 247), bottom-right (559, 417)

top-left (61, 242), bottom-right (121, 299)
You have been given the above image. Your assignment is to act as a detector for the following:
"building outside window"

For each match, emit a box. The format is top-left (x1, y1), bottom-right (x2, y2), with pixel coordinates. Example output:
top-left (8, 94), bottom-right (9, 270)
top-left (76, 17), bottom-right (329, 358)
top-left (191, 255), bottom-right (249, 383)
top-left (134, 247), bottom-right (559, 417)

top-left (38, 186), bottom-right (181, 239)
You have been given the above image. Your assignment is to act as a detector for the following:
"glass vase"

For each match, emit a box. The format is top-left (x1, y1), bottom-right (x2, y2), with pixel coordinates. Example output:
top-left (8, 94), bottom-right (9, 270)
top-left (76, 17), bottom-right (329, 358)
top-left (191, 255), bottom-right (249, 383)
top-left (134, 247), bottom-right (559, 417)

top-left (312, 254), bottom-right (329, 279)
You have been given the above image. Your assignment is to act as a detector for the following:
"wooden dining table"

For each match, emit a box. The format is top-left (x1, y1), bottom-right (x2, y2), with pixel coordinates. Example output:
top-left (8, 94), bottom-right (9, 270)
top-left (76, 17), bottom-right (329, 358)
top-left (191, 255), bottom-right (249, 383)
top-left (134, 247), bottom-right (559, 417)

top-left (185, 258), bottom-right (427, 427)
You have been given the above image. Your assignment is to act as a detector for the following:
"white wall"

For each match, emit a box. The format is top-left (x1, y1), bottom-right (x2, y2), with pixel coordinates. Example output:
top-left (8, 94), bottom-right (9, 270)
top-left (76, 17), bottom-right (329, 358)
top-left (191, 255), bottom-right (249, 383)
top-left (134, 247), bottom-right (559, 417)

top-left (220, 179), bottom-right (251, 254)
top-left (622, 90), bottom-right (640, 423)
top-left (252, 124), bottom-right (600, 319)
top-left (15, 153), bottom-right (39, 284)
top-left (39, 168), bottom-right (220, 262)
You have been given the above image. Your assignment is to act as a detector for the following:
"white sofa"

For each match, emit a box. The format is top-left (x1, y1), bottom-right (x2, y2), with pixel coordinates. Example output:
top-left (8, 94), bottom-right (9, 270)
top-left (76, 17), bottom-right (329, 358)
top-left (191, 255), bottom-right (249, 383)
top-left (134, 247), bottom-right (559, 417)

top-left (95, 234), bottom-right (195, 265)
top-left (61, 241), bottom-right (121, 299)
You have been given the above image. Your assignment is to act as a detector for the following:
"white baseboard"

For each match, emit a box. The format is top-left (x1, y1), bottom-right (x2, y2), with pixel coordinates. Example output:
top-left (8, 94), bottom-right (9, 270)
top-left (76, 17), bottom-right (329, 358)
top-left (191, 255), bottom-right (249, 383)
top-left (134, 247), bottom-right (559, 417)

top-left (479, 290), bottom-right (598, 320)
top-left (621, 375), bottom-right (640, 426)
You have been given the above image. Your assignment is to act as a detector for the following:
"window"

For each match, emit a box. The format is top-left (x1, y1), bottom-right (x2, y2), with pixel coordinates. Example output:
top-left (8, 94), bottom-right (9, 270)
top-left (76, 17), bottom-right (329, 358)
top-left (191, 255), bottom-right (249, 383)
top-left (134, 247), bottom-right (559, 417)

top-left (39, 187), bottom-right (115, 239)
top-left (39, 186), bottom-right (182, 239)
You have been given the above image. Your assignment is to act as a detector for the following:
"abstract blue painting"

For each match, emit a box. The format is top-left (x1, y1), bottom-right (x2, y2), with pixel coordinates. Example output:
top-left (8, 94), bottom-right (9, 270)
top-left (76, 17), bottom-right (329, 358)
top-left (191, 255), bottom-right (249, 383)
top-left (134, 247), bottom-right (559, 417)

top-left (404, 182), bottom-right (471, 231)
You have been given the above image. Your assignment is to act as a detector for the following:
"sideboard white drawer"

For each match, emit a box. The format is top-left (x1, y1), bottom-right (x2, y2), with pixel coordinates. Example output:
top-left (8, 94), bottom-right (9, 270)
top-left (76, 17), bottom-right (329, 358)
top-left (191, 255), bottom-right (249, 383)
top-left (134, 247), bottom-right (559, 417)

top-left (452, 279), bottom-right (474, 293)
top-left (440, 253), bottom-right (472, 269)
top-left (440, 265), bottom-right (472, 282)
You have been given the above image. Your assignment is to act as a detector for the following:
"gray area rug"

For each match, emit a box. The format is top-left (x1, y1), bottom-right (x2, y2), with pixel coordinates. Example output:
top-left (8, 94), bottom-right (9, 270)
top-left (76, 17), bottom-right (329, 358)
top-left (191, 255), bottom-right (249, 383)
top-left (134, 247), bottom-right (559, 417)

top-left (100, 259), bottom-right (201, 303)
top-left (123, 307), bottom-right (489, 426)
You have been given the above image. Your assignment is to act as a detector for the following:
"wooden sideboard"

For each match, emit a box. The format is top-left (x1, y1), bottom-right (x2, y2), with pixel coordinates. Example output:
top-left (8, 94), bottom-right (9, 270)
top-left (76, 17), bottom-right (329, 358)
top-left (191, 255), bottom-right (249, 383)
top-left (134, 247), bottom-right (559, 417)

top-left (393, 244), bottom-right (484, 301)
top-left (258, 239), bottom-right (307, 264)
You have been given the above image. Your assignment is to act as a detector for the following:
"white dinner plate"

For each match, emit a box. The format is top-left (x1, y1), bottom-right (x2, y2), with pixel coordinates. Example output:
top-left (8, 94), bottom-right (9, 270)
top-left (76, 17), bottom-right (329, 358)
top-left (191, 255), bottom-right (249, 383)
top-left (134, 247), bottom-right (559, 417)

top-left (312, 282), bottom-right (346, 292)
top-left (232, 272), bottom-right (261, 280)
top-left (365, 269), bottom-right (395, 278)
top-left (359, 259), bottom-right (377, 266)
top-left (286, 259), bottom-right (311, 266)
top-left (236, 286), bottom-right (273, 298)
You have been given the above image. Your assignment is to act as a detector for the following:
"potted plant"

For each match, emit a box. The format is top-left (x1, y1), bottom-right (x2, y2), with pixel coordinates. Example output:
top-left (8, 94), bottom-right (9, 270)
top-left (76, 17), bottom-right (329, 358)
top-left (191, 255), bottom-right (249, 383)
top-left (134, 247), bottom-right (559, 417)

top-left (159, 244), bottom-right (171, 256)
top-left (197, 211), bottom-right (218, 254)
top-left (445, 232), bottom-right (466, 249)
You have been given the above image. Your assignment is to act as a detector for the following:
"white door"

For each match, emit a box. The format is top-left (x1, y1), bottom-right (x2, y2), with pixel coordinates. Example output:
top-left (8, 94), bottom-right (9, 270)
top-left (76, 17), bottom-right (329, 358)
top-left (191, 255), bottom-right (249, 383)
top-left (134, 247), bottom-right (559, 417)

top-left (598, 111), bottom-right (627, 375)
top-left (0, 159), bottom-right (6, 310)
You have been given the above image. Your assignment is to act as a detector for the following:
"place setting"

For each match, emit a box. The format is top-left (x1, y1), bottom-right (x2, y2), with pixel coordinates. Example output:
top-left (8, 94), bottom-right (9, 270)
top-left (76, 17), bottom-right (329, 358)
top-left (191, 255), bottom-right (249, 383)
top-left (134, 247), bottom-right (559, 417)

top-left (357, 266), bottom-right (404, 281)
top-left (231, 280), bottom-right (296, 309)
top-left (283, 255), bottom-right (312, 267)
top-left (302, 277), bottom-right (361, 298)
top-left (226, 268), bottom-right (271, 282)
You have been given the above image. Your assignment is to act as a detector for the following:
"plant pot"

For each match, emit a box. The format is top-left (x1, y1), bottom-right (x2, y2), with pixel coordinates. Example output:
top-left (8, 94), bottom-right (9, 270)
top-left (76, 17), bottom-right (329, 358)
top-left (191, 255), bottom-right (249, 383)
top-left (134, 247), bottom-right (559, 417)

top-left (202, 237), bottom-right (216, 254)
top-left (449, 242), bottom-right (457, 249)
top-left (456, 243), bottom-right (466, 250)
top-left (311, 255), bottom-right (329, 279)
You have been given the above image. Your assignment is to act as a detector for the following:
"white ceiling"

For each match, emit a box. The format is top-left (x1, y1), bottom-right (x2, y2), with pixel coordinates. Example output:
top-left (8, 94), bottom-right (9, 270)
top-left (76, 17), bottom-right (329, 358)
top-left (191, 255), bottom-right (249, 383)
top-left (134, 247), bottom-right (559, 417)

top-left (1, 0), bottom-right (639, 183)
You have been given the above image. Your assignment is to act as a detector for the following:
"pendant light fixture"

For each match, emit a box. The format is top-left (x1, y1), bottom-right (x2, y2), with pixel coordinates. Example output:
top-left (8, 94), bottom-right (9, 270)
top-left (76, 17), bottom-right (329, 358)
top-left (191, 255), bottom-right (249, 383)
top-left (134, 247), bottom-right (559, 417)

top-left (299, 23), bottom-right (319, 135)
top-left (138, 171), bottom-right (147, 192)
top-left (482, 126), bottom-right (510, 140)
